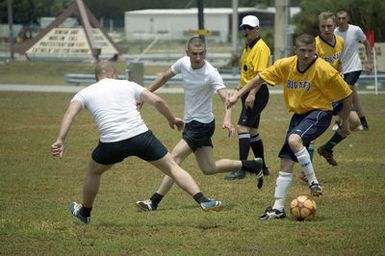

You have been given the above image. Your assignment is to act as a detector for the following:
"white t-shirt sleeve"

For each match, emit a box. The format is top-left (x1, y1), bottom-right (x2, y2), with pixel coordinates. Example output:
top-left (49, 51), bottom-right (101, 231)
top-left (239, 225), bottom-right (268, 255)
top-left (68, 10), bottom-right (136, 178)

top-left (356, 26), bottom-right (367, 43)
top-left (170, 57), bottom-right (184, 74)
top-left (210, 68), bottom-right (226, 91)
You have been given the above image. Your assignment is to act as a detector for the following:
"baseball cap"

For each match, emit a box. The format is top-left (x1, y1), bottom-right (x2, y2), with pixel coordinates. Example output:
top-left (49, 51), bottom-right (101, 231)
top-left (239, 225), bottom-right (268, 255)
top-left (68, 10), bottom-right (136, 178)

top-left (240, 15), bottom-right (260, 28)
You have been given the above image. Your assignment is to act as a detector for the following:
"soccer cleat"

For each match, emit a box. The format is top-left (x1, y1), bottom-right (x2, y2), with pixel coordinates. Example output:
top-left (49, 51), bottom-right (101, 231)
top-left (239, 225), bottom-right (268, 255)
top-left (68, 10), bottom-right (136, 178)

top-left (309, 181), bottom-right (323, 197)
top-left (224, 170), bottom-right (246, 180)
top-left (254, 158), bottom-right (264, 189)
top-left (200, 200), bottom-right (224, 212)
top-left (69, 202), bottom-right (90, 224)
top-left (317, 146), bottom-right (337, 166)
top-left (259, 207), bottom-right (286, 221)
top-left (135, 200), bottom-right (156, 211)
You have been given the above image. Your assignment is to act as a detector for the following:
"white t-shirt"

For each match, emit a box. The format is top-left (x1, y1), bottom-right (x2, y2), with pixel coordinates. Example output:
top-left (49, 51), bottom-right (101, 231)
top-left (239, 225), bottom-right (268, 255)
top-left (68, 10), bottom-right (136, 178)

top-left (72, 78), bottom-right (148, 143)
top-left (334, 24), bottom-right (367, 73)
top-left (171, 56), bottom-right (226, 123)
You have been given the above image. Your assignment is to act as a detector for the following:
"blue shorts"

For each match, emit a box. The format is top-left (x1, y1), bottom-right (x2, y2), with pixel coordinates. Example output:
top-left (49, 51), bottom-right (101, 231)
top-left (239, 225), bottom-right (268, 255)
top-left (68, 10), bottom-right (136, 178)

top-left (344, 71), bottom-right (362, 85)
top-left (238, 84), bottom-right (269, 128)
top-left (278, 110), bottom-right (333, 162)
top-left (92, 130), bottom-right (168, 165)
top-left (332, 101), bottom-right (343, 115)
top-left (182, 120), bottom-right (215, 151)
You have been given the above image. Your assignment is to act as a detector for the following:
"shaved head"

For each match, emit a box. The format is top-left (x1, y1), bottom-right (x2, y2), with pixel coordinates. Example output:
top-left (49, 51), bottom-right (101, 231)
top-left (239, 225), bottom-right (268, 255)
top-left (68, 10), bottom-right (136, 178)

top-left (95, 61), bottom-right (117, 81)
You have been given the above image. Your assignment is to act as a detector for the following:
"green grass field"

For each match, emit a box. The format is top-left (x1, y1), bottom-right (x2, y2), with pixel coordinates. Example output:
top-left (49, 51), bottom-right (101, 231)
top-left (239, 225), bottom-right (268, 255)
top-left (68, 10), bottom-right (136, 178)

top-left (1, 91), bottom-right (384, 255)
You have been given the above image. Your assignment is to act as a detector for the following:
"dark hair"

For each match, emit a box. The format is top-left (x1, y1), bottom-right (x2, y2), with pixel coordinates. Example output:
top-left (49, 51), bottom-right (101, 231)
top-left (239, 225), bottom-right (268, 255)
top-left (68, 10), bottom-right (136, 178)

top-left (187, 36), bottom-right (205, 50)
top-left (336, 8), bottom-right (350, 19)
top-left (295, 34), bottom-right (315, 46)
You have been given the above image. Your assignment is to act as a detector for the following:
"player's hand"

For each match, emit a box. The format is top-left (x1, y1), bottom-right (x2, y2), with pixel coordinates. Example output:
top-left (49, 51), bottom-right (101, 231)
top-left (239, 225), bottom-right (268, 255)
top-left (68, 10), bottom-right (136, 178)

top-left (222, 121), bottom-right (236, 137)
top-left (364, 63), bottom-right (373, 72)
top-left (170, 117), bottom-right (184, 131)
top-left (51, 140), bottom-right (64, 158)
top-left (226, 93), bottom-right (239, 109)
top-left (136, 100), bottom-right (144, 110)
top-left (245, 94), bottom-right (255, 109)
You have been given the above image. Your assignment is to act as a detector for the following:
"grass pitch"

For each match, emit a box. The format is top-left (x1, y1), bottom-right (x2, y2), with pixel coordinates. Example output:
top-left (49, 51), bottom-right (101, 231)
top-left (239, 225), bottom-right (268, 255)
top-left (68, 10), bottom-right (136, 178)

top-left (1, 91), bottom-right (385, 255)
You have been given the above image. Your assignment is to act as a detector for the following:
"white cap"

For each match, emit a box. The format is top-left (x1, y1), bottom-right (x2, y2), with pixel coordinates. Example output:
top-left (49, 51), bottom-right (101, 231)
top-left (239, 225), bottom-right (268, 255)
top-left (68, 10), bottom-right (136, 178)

top-left (240, 15), bottom-right (260, 28)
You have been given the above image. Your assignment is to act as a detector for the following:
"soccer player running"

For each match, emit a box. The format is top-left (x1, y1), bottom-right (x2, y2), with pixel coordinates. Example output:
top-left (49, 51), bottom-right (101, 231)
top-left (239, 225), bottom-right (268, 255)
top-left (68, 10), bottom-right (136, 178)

top-left (51, 61), bottom-right (224, 224)
top-left (224, 15), bottom-right (271, 180)
top-left (334, 9), bottom-right (373, 130)
top-left (135, 36), bottom-right (264, 212)
top-left (227, 34), bottom-right (353, 220)
top-left (299, 12), bottom-right (361, 174)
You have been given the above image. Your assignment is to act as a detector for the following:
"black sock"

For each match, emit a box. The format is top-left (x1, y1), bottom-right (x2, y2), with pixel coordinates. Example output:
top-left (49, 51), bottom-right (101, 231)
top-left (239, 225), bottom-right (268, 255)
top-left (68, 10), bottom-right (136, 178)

top-left (360, 116), bottom-right (368, 128)
top-left (150, 192), bottom-right (164, 209)
top-left (238, 133), bottom-right (251, 161)
top-left (193, 192), bottom-right (209, 204)
top-left (241, 160), bottom-right (261, 173)
top-left (250, 134), bottom-right (267, 169)
top-left (80, 206), bottom-right (92, 217)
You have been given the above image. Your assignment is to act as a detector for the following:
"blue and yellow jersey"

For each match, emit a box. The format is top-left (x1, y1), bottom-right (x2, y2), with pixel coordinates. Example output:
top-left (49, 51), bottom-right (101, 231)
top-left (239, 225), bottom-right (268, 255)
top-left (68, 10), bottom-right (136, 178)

top-left (259, 55), bottom-right (352, 114)
top-left (240, 38), bottom-right (271, 88)
top-left (315, 35), bottom-right (344, 71)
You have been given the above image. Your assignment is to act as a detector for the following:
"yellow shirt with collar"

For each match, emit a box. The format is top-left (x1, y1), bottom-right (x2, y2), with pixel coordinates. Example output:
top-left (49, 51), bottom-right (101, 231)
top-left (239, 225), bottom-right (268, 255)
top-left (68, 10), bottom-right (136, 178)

top-left (316, 34), bottom-right (344, 70)
top-left (259, 55), bottom-right (352, 114)
top-left (240, 38), bottom-right (271, 88)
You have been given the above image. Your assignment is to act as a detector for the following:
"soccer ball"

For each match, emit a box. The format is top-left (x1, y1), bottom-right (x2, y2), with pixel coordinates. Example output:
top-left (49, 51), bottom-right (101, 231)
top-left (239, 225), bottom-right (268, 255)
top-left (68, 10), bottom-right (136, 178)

top-left (290, 195), bottom-right (317, 221)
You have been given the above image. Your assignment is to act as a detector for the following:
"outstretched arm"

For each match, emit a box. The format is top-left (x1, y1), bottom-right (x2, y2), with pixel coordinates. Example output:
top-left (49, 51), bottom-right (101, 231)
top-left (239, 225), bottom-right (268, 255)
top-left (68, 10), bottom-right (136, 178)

top-left (51, 101), bottom-right (83, 158)
top-left (227, 73), bottom-right (265, 109)
top-left (217, 88), bottom-right (235, 137)
top-left (148, 69), bottom-right (176, 92)
top-left (141, 90), bottom-right (184, 131)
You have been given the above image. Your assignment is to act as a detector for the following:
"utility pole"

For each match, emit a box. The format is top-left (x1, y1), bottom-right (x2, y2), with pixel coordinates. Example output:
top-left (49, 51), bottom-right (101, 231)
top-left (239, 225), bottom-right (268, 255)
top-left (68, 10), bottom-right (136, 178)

top-left (7, 0), bottom-right (14, 59)
top-left (197, 0), bottom-right (205, 41)
top-left (274, 0), bottom-right (289, 61)
top-left (231, 0), bottom-right (238, 55)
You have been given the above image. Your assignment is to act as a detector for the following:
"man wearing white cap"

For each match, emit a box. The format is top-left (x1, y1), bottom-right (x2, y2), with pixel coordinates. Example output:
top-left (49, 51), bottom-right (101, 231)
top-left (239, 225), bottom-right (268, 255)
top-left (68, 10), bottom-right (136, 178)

top-left (225, 15), bottom-right (271, 180)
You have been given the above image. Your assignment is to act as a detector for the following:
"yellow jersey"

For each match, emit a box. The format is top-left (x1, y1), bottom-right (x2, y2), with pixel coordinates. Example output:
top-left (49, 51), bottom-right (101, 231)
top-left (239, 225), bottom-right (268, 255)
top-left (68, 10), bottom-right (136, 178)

top-left (259, 55), bottom-right (352, 114)
top-left (240, 38), bottom-right (271, 88)
top-left (315, 35), bottom-right (344, 70)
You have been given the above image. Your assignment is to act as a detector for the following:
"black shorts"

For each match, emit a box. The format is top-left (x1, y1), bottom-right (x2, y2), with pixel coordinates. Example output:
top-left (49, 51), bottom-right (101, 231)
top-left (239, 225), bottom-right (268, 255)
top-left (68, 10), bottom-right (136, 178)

top-left (344, 71), bottom-right (362, 85)
top-left (182, 120), bottom-right (215, 152)
top-left (238, 84), bottom-right (269, 128)
top-left (278, 110), bottom-right (332, 162)
top-left (91, 130), bottom-right (168, 165)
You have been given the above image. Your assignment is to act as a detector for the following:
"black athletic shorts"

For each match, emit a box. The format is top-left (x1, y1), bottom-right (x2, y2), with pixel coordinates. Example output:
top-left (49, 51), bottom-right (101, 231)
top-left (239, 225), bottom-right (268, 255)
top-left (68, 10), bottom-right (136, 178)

top-left (182, 120), bottom-right (215, 152)
top-left (344, 70), bottom-right (362, 85)
top-left (278, 110), bottom-right (332, 162)
top-left (238, 84), bottom-right (269, 128)
top-left (91, 130), bottom-right (168, 165)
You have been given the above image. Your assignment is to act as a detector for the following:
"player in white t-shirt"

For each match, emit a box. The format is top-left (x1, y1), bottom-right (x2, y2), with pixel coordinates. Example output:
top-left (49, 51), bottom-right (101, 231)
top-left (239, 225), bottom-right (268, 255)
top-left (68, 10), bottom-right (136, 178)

top-left (51, 61), bottom-right (225, 224)
top-left (136, 37), bottom-right (264, 212)
top-left (335, 9), bottom-right (372, 130)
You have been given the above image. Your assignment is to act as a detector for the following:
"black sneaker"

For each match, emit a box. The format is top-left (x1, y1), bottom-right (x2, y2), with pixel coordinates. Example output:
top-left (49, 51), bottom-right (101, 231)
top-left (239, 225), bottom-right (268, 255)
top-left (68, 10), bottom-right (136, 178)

top-left (259, 207), bottom-right (286, 221)
top-left (224, 170), bottom-right (246, 180)
top-left (309, 182), bottom-right (323, 197)
top-left (262, 167), bottom-right (270, 176)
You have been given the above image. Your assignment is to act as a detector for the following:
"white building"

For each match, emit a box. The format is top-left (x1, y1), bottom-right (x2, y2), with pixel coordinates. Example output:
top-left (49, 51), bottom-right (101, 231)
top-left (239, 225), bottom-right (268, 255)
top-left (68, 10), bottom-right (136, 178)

top-left (124, 8), bottom-right (275, 42)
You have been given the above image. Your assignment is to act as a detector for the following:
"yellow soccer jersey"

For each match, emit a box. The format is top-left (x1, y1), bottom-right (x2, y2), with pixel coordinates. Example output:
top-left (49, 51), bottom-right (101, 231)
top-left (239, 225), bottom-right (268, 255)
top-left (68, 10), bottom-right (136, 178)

top-left (240, 38), bottom-right (271, 88)
top-left (259, 55), bottom-right (352, 114)
top-left (316, 35), bottom-right (344, 70)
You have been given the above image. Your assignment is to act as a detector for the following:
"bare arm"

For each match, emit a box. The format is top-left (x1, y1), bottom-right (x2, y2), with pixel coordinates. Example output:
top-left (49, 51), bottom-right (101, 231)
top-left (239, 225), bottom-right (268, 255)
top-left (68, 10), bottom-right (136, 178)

top-left (217, 88), bottom-right (235, 137)
top-left (363, 39), bottom-right (373, 72)
top-left (148, 69), bottom-right (176, 92)
top-left (51, 101), bottom-right (83, 158)
top-left (226, 73), bottom-right (265, 109)
top-left (141, 90), bottom-right (184, 131)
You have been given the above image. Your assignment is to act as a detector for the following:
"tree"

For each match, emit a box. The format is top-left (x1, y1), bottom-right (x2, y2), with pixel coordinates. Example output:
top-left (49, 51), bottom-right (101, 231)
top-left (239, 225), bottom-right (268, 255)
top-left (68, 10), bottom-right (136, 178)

top-left (292, 0), bottom-right (384, 41)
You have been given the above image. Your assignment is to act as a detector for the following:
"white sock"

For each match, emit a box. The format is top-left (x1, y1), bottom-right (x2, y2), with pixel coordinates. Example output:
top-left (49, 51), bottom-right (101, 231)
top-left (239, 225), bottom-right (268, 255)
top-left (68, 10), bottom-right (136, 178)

top-left (272, 171), bottom-right (293, 211)
top-left (295, 147), bottom-right (318, 186)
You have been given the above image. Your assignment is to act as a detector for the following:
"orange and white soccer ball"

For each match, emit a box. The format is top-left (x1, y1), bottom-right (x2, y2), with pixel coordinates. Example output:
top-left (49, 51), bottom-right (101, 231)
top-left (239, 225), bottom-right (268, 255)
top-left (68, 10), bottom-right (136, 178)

top-left (290, 195), bottom-right (317, 221)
